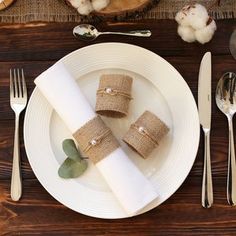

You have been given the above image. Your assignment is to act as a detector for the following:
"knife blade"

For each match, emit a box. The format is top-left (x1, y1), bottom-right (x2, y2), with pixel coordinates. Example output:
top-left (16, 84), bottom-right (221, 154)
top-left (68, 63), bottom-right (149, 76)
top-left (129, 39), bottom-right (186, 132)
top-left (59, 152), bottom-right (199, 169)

top-left (198, 52), bottom-right (212, 130)
top-left (198, 51), bottom-right (213, 208)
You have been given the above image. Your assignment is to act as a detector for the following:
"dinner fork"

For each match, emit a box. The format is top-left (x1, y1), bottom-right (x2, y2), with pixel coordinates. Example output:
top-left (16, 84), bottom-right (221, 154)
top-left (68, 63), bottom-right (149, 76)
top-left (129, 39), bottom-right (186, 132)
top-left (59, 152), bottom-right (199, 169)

top-left (10, 68), bottom-right (27, 201)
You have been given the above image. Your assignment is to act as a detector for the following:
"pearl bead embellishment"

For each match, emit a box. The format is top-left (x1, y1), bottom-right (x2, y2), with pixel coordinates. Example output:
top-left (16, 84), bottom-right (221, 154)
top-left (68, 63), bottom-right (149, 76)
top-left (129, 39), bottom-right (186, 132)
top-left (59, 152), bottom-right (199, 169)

top-left (90, 139), bottom-right (97, 146)
top-left (105, 87), bottom-right (112, 94)
top-left (138, 126), bottom-right (145, 134)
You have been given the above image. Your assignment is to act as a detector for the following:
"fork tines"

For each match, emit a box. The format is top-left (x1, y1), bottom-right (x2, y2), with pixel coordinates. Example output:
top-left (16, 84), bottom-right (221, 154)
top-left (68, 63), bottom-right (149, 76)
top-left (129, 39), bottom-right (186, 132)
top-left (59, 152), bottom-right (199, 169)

top-left (10, 68), bottom-right (27, 98)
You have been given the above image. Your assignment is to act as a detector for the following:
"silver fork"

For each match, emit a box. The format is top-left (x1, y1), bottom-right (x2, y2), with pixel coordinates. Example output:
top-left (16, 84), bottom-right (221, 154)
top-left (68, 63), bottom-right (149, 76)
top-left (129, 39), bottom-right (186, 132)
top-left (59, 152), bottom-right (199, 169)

top-left (10, 68), bottom-right (27, 201)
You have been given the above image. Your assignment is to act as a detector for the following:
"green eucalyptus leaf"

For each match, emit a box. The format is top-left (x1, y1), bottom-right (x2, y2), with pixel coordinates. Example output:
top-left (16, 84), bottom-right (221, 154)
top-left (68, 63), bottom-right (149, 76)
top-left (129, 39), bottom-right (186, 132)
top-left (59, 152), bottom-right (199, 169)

top-left (58, 157), bottom-right (88, 179)
top-left (62, 139), bottom-right (81, 161)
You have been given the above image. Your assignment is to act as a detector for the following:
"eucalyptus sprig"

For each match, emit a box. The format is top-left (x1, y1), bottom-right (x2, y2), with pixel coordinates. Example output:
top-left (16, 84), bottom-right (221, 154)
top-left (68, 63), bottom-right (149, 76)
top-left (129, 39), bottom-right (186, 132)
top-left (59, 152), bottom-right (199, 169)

top-left (58, 139), bottom-right (88, 179)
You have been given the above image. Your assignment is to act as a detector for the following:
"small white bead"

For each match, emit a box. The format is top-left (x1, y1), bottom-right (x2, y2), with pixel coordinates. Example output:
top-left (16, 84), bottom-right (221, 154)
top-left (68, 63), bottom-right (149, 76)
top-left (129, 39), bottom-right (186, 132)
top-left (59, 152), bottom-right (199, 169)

top-left (138, 127), bottom-right (145, 133)
top-left (90, 139), bottom-right (97, 146)
top-left (105, 88), bottom-right (112, 94)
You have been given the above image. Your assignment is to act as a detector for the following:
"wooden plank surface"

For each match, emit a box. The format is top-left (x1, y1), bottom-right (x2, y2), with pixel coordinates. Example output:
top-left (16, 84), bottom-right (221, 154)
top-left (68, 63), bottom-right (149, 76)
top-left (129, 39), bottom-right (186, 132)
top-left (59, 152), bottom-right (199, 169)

top-left (0, 19), bottom-right (236, 235)
top-left (0, 20), bottom-right (234, 62)
top-left (1, 178), bottom-right (236, 235)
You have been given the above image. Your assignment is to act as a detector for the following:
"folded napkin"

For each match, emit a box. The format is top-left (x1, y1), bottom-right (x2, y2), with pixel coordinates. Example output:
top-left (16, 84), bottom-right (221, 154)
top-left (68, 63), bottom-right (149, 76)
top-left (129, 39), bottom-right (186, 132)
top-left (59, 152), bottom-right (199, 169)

top-left (35, 62), bottom-right (158, 215)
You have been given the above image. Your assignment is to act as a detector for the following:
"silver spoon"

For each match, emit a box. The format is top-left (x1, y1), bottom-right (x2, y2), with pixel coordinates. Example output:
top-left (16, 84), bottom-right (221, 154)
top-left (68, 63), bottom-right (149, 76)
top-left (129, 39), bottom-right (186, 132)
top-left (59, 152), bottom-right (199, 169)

top-left (216, 72), bottom-right (236, 205)
top-left (73, 24), bottom-right (152, 41)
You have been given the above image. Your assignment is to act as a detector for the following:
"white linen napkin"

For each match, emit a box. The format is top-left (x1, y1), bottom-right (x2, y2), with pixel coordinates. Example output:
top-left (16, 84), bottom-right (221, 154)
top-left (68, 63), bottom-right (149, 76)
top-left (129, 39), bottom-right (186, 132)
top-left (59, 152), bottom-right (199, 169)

top-left (34, 61), bottom-right (158, 215)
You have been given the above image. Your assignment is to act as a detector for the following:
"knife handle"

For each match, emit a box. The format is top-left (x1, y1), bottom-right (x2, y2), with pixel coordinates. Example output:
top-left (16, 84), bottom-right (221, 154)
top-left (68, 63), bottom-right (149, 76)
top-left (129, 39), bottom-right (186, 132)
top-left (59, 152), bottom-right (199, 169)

top-left (202, 130), bottom-right (213, 208)
top-left (227, 116), bottom-right (236, 205)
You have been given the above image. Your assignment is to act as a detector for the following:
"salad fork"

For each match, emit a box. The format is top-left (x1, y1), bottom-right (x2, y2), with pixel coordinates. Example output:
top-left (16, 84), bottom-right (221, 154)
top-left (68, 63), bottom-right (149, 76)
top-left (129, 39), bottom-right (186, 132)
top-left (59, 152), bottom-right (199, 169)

top-left (10, 68), bottom-right (27, 201)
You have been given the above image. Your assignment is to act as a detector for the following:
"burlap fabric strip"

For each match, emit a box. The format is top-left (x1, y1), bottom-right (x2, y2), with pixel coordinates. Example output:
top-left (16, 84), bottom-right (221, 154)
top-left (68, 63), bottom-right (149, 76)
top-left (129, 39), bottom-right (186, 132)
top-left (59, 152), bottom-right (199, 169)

top-left (123, 110), bottom-right (169, 159)
top-left (96, 74), bottom-right (133, 118)
top-left (0, 0), bottom-right (235, 23)
top-left (73, 116), bottom-right (120, 164)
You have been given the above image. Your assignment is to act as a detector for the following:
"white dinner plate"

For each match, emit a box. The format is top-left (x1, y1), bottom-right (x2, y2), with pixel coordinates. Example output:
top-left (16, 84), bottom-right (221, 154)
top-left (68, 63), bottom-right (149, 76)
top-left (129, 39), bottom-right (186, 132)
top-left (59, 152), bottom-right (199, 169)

top-left (24, 43), bottom-right (199, 219)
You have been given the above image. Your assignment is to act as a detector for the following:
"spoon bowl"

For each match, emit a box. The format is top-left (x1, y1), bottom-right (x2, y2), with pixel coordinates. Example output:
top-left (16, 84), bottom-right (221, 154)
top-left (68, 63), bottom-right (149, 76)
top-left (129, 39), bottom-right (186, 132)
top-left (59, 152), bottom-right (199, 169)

top-left (216, 72), bottom-right (236, 206)
top-left (216, 72), bottom-right (236, 116)
top-left (73, 24), bottom-right (99, 41)
top-left (73, 24), bottom-right (152, 41)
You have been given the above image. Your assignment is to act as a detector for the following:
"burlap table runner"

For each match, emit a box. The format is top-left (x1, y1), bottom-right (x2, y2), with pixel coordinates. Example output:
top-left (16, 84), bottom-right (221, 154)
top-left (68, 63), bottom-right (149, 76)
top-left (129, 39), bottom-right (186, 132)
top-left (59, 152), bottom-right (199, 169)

top-left (0, 0), bottom-right (235, 23)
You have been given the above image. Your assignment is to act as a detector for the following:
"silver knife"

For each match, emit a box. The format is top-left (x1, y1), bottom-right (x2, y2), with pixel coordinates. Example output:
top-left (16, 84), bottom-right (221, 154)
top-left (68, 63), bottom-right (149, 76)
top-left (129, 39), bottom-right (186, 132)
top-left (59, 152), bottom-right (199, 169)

top-left (198, 52), bottom-right (213, 208)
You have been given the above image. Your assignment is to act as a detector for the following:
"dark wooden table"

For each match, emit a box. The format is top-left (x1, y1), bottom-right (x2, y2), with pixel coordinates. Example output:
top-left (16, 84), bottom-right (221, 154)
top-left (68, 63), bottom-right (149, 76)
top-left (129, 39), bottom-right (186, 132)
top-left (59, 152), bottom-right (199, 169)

top-left (0, 19), bottom-right (236, 235)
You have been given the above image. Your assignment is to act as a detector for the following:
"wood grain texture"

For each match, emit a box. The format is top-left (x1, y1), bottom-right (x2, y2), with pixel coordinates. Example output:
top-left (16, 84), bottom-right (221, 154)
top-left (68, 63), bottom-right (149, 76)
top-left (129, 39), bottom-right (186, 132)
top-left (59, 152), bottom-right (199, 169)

top-left (0, 178), bottom-right (235, 236)
top-left (0, 0), bottom-right (15, 11)
top-left (0, 20), bottom-right (234, 61)
top-left (0, 20), bottom-right (236, 235)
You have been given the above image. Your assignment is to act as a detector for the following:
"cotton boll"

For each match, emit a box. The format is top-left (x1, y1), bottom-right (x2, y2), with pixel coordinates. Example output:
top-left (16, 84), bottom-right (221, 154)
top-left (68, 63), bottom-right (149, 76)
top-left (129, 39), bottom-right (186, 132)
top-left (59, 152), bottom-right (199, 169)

top-left (177, 25), bottom-right (196, 43)
top-left (77, 0), bottom-right (93, 15)
top-left (175, 8), bottom-right (190, 27)
top-left (69, 0), bottom-right (83, 8)
top-left (195, 19), bottom-right (217, 44)
top-left (92, 0), bottom-right (110, 11)
top-left (187, 4), bottom-right (209, 30)
top-left (176, 3), bottom-right (217, 44)
top-left (175, 4), bottom-right (209, 30)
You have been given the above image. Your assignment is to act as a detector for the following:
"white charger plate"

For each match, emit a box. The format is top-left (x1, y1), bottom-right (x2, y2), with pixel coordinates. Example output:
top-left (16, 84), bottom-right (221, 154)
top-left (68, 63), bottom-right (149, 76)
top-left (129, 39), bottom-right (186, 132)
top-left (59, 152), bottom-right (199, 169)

top-left (24, 43), bottom-right (199, 219)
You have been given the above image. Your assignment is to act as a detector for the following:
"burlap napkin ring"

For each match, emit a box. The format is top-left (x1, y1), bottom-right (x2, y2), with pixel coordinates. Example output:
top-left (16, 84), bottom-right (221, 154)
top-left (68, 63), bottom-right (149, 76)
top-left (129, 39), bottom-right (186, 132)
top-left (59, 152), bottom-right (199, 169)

top-left (123, 111), bottom-right (169, 159)
top-left (95, 74), bottom-right (133, 118)
top-left (73, 116), bottom-right (119, 164)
